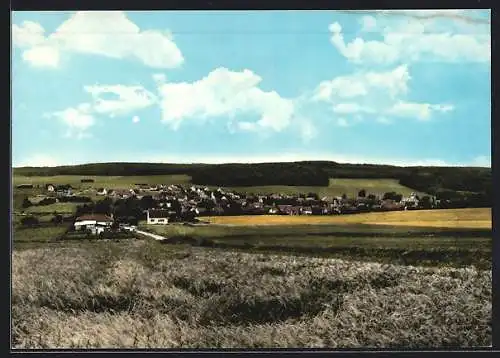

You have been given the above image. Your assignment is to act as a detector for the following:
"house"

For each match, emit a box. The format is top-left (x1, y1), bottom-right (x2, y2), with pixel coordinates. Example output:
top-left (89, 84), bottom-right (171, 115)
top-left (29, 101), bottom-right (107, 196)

top-left (402, 192), bottom-right (420, 210)
top-left (112, 189), bottom-right (135, 199)
top-left (301, 206), bottom-right (313, 215)
top-left (46, 184), bottom-right (55, 192)
top-left (74, 214), bottom-right (113, 235)
top-left (381, 199), bottom-right (403, 211)
top-left (269, 206), bottom-right (279, 214)
top-left (96, 188), bottom-right (108, 196)
top-left (55, 185), bottom-right (73, 197)
top-left (277, 205), bottom-right (301, 215)
top-left (146, 209), bottom-right (175, 224)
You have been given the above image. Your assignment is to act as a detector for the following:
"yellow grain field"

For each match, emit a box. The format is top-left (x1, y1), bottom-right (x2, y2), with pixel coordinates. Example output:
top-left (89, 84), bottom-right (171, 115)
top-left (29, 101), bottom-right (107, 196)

top-left (201, 208), bottom-right (491, 229)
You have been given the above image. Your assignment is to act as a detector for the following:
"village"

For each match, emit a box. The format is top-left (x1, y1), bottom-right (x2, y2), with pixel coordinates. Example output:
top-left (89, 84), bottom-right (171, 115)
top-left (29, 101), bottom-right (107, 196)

top-left (15, 180), bottom-right (442, 236)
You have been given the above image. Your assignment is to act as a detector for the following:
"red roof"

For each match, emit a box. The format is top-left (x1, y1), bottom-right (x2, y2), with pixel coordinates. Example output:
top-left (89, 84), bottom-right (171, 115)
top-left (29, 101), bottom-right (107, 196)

top-left (76, 214), bottom-right (113, 222)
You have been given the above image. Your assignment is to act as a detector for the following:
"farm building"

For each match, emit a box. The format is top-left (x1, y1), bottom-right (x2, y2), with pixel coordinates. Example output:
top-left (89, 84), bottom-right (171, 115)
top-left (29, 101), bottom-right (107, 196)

top-left (96, 188), bottom-right (108, 195)
top-left (45, 184), bottom-right (55, 192)
top-left (74, 214), bottom-right (113, 235)
top-left (147, 209), bottom-right (175, 224)
top-left (301, 206), bottom-right (313, 215)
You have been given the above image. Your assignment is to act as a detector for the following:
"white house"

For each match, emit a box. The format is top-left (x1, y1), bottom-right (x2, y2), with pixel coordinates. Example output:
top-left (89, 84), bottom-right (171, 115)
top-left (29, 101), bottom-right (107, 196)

top-left (146, 209), bottom-right (172, 225)
top-left (74, 214), bottom-right (113, 235)
top-left (268, 207), bottom-right (279, 214)
top-left (96, 188), bottom-right (108, 196)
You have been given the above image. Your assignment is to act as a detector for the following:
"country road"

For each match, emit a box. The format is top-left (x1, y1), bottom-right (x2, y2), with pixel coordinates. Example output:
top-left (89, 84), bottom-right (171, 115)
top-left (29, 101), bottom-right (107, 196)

top-left (136, 229), bottom-right (167, 241)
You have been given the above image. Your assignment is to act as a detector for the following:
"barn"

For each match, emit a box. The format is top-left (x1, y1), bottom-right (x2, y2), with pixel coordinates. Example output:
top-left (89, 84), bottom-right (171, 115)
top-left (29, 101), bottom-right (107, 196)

top-left (74, 214), bottom-right (113, 234)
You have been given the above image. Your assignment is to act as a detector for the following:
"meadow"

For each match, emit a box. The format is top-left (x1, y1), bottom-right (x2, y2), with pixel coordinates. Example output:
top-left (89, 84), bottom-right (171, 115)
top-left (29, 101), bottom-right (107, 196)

top-left (226, 178), bottom-right (425, 198)
top-left (24, 202), bottom-right (80, 215)
top-left (12, 239), bottom-right (491, 348)
top-left (14, 175), bottom-right (423, 199)
top-left (142, 217), bottom-right (491, 270)
top-left (13, 174), bottom-right (192, 189)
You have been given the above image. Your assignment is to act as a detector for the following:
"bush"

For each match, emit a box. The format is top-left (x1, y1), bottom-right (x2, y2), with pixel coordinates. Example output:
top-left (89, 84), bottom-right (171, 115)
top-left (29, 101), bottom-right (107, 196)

top-left (22, 198), bottom-right (32, 209)
top-left (51, 215), bottom-right (64, 225)
top-left (59, 196), bottom-right (92, 203)
top-left (383, 192), bottom-right (403, 202)
top-left (38, 198), bottom-right (57, 206)
top-left (20, 216), bottom-right (39, 227)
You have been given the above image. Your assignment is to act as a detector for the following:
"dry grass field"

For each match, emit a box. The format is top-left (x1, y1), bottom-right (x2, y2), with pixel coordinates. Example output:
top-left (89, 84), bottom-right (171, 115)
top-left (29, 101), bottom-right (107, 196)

top-left (12, 240), bottom-right (491, 349)
top-left (201, 208), bottom-right (492, 229)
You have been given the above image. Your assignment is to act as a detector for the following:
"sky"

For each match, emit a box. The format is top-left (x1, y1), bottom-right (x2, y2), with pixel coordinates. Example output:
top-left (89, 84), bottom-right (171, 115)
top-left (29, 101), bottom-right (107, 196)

top-left (11, 10), bottom-right (491, 168)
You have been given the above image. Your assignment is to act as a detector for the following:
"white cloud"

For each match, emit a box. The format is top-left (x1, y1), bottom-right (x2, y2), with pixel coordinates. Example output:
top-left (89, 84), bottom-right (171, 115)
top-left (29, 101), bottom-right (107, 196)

top-left (84, 84), bottom-right (157, 116)
top-left (152, 73), bottom-right (167, 83)
top-left (297, 120), bottom-right (318, 142)
top-left (132, 115), bottom-right (140, 123)
top-left (329, 13), bottom-right (490, 64)
top-left (312, 65), bottom-right (454, 124)
top-left (12, 21), bottom-right (60, 68)
top-left (314, 65), bottom-right (410, 101)
top-left (15, 154), bottom-right (60, 167)
top-left (12, 11), bottom-right (184, 68)
top-left (360, 15), bottom-right (378, 32)
top-left (156, 67), bottom-right (295, 132)
top-left (386, 101), bottom-right (455, 120)
top-left (22, 45), bottom-right (60, 68)
top-left (12, 21), bottom-right (46, 47)
top-left (472, 155), bottom-right (491, 167)
top-left (45, 103), bottom-right (95, 138)
top-left (332, 103), bottom-right (374, 114)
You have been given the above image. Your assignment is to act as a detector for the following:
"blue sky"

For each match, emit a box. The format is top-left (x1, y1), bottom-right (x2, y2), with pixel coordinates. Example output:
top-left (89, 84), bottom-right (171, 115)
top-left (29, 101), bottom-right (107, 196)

top-left (12, 10), bottom-right (491, 167)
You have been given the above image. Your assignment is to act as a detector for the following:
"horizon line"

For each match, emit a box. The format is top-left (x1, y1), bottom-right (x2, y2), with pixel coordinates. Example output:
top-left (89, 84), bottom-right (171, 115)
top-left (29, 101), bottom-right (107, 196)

top-left (12, 159), bottom-right (491, 169)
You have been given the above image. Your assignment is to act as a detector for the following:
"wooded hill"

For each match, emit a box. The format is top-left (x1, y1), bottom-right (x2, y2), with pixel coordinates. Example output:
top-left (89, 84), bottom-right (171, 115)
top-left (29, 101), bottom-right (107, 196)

top-left (14, 161), bottom-right (491, 204)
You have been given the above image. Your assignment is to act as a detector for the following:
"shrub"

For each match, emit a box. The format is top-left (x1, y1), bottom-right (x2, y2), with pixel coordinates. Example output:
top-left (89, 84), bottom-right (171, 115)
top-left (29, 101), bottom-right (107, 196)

top-left (38, 198), bottom-right (57, 206)
top-left (51, 215), bottom-right (64, 225)
top-left (20, 216), bottom-right (39, 227)
top-left (22, 198), bottom-right (32, 209)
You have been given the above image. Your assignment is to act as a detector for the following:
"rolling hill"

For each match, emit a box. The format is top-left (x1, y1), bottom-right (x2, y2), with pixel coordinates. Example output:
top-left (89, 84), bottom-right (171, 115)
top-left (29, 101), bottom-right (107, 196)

top-left (13, 161), bottom-right (491, 204)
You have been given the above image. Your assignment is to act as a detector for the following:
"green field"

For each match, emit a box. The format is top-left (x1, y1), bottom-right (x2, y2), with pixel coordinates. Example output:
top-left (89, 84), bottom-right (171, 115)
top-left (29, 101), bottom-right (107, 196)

top-left (24, 202), bottom-right (80, 214)
top-left (13, 174), bottom-right (192, 189)
top-left (224, 178), bottom-right (426, 197)
top-left (141, 223), bottom-right (491, 269)
top-left (14, 175), bottom-right (424, 197)
top-left (13, 226), bottom-right (68, 244)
